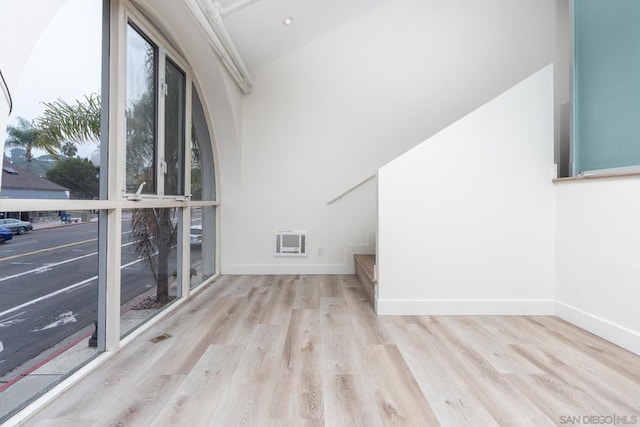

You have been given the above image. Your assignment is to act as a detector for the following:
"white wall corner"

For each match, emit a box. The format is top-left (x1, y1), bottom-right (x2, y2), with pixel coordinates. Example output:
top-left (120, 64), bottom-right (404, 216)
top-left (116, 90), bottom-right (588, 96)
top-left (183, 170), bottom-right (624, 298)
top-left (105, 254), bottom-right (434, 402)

top-left (556, 301), bottom-right (640, 356)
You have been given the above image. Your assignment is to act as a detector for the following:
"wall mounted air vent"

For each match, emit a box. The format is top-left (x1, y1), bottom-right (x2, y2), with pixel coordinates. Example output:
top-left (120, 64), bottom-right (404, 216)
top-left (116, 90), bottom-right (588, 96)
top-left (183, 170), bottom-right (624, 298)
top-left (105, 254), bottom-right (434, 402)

top-left (274, 230), bottom-right (307, 257)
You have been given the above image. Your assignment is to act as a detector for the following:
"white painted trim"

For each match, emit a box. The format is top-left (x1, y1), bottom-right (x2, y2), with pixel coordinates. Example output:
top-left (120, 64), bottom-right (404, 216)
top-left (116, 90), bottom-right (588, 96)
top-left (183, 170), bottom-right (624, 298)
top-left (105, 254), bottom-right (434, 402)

top-left (375, 298), bottom-right (556, 316)
top-left (555, 301), bottom-right (640, 356)
top-left (222, 264), bottom-right (355, 275)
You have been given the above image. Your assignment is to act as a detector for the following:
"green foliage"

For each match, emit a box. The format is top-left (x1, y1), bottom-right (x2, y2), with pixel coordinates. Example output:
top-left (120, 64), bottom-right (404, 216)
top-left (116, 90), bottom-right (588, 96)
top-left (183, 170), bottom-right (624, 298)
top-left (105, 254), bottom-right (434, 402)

top-left (37, 94), bottom-right (101, 146)
top-left (8, 147), bottom-right (26, 161)
top-left (6, 117), bottom-right (59, 169)
top-left (45, 158), bottom-right (99, 199)
top-left (61, 141), bottom-right (78, 158)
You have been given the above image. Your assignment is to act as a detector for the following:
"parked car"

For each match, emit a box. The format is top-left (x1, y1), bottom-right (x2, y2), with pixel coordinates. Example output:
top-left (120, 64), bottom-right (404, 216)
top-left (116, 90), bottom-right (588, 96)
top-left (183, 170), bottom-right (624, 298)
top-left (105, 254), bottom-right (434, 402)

top-left (0, 218), bottom-right (33, 235)
top-left (0, 226), bottom-right (13, 244)
top-left (190, 224), bottom-right (202, 245)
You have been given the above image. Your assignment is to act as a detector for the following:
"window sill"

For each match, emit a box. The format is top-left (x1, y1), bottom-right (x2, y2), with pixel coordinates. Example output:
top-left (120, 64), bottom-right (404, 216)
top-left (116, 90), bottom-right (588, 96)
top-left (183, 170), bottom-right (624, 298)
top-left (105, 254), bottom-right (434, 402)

top-left (553, 171), bottom-right (640, 184)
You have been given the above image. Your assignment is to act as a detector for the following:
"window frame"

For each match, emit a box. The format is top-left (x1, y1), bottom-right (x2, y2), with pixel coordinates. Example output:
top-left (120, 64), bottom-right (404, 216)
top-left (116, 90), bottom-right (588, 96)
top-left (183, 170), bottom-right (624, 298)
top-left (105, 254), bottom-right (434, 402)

top-left (123, 9), bottom-right (192, 199)
top-left (101, 0), bottom-right (220, 350)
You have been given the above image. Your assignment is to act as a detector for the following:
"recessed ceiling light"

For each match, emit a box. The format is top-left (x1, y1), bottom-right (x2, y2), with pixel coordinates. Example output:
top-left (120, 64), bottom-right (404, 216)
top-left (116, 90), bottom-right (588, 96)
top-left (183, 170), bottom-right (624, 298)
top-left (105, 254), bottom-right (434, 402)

top-left (283, 17), bottom-right (293, 26)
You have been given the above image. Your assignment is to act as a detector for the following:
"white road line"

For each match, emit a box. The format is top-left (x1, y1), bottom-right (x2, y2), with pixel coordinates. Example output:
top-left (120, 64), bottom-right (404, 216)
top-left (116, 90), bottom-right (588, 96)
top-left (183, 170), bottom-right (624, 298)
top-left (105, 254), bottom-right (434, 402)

top-left (4, 240), bottom-right (38, 248)
top-left (0, 341), bottom-right (3, 353)
top-left (0, 311), bottom-right (26, 322)
top-left (0, 241), bottom-right (138, 284)
top-left (0, 252), bottom-right (97, 283)
top-left (0, 257), bottom-right (146, 319)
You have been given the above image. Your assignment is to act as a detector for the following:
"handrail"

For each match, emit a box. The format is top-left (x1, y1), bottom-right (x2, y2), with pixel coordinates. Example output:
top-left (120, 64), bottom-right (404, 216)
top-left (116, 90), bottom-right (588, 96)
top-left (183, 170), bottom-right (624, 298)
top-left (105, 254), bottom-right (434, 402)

top-left (327, 173), bottom-right (376, 205)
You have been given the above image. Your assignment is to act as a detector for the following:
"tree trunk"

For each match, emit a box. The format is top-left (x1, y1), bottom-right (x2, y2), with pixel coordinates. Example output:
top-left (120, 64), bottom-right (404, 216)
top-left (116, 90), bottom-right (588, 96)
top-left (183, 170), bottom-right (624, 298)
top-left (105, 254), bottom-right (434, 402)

top-left (156, 208), bottom-right (171, 303)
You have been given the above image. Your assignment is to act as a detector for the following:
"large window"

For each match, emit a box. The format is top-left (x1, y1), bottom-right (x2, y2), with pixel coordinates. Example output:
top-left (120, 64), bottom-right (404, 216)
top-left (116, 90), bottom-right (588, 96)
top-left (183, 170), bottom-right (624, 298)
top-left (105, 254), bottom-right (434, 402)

top-left (573, 0), bottom-right (640, 174)
top-left (0, 0), bottom-right (218, 422)
top-left (124, 21), bottom-right (187, 197)
top-left (0, 0), bottom-right (104, 421)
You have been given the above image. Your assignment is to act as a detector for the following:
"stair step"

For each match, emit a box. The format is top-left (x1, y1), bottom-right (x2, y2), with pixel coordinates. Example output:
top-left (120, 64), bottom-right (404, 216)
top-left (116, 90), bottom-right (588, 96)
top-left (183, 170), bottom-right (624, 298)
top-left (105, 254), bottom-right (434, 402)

top-left (354, 254), bottom-right (376, 304)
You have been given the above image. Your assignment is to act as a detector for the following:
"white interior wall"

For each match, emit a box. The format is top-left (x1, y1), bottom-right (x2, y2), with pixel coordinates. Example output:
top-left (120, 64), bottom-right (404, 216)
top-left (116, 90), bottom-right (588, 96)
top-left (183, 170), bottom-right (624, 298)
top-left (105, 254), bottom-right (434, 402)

top-left (377, 66), bottom-right (556, 314)
top-left (555, 178), bottom-right (640, 355)
top-left (222, 0), bottom-right (560, 274)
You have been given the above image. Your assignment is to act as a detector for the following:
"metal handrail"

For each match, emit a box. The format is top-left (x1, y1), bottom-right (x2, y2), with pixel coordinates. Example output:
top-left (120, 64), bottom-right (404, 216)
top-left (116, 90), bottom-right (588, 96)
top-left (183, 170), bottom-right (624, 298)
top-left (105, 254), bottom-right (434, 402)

top-left (327, 173), bottom-right (376, 205)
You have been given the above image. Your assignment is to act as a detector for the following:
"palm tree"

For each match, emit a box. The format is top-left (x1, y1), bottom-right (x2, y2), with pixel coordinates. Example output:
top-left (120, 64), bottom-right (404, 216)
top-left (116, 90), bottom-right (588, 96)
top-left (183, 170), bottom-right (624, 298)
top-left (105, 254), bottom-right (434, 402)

top-left (5, 117), bottom-right (58, 170)
top-left (36, 94), bottom-right (101, 147)
top-left (61, 141), bottom-right (78, 158)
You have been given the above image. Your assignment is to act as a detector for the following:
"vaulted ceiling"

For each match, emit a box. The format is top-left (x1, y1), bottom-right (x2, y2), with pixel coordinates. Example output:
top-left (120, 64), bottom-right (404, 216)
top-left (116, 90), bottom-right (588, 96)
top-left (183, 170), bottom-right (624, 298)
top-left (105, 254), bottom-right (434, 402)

top-left (213, 0), bottom-right (392, 71)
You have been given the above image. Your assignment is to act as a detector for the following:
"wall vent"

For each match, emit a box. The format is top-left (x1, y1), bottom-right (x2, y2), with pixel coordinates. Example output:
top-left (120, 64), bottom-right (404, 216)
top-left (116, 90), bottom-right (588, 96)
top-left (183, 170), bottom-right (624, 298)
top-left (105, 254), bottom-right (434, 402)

top-left (274, 230), bottom-right (307, 257)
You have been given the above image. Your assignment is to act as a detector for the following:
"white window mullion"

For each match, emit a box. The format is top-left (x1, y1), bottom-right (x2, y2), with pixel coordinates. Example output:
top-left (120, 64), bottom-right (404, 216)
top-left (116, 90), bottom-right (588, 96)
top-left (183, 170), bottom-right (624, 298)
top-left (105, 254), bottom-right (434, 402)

top-left (103, 0), bottom-right (128, 351)
top-left (157, 49), bottom-right (167, 197)
top-left (184, 75), bottom-right (192, 200)
top-left (178, 206), bottom-right (190, 298)
top-left (178, 76), bottom-right (193, 298)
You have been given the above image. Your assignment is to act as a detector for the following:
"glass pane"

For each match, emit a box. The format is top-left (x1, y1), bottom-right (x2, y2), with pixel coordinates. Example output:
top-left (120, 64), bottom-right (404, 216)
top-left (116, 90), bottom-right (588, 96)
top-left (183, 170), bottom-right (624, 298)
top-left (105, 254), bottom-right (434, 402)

top-left (190, 206), bottom-right (215, 289)
top-left (190, 132), bottom-right (202, 201)
top-left (191, 88), bottom-right (215, 201)
top-left (574, 0), bottom-right (640, 173)
top-left (120, 208), bottom-right (178, 336)
top-left (0, 215), bottom-right (100, 421)
top-left (164, 59), bottom-right (185, 196)
top-left (125, 24), bottom-right (156, 194)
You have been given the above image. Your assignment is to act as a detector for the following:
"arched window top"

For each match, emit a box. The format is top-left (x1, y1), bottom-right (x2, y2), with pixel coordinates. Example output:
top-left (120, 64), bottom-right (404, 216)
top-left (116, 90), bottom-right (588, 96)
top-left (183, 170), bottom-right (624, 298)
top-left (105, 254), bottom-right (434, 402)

top-left (191, 87), bottom-right (216, 201)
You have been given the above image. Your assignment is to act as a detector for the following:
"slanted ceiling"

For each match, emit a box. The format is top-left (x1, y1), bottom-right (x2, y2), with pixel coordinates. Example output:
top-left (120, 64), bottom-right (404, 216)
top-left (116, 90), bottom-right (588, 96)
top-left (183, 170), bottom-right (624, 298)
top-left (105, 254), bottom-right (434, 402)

top-left (205, 0), bottom-right (393, 71)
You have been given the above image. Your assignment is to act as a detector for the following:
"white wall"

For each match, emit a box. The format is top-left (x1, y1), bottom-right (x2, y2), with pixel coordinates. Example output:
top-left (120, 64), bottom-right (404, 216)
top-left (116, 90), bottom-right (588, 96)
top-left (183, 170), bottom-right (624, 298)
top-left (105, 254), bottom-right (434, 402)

top-left (555, 178), bottom-right (640, 355)
top-left (377, 66), bottom-right (556, 315)
top-left (222, 0), bottom-right (561, 274)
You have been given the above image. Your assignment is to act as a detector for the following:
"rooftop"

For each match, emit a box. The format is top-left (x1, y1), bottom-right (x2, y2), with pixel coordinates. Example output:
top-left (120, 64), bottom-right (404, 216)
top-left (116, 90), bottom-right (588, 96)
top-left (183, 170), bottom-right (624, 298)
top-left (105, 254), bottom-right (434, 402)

top-left (1, 159), bottom-right (69, 192)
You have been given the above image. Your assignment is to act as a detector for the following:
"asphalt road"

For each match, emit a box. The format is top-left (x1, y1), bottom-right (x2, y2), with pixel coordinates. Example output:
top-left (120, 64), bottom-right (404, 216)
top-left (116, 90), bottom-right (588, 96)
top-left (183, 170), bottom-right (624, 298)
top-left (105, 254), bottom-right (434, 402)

top-left (0, 220), bottom-right (166, 377)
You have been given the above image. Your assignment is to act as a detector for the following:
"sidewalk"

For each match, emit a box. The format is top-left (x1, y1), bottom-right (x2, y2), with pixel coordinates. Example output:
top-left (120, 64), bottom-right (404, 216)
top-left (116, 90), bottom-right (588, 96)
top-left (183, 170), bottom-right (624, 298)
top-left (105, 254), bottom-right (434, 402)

top-left (31, 215), bottom-right (98, 231)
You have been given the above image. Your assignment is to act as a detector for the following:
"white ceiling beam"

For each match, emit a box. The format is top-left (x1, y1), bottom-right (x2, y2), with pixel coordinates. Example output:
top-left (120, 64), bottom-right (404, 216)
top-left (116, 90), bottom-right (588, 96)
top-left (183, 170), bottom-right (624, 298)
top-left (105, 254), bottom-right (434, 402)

top-left (184, 0), bottom-right (253, 94)
top-left (218, 0), bottom-right (262, 17)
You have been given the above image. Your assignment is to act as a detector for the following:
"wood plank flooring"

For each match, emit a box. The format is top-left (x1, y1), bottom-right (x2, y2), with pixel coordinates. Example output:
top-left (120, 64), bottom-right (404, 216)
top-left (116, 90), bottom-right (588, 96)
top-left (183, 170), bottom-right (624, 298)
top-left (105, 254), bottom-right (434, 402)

top-left (24, 275), bottom-right (640, 426)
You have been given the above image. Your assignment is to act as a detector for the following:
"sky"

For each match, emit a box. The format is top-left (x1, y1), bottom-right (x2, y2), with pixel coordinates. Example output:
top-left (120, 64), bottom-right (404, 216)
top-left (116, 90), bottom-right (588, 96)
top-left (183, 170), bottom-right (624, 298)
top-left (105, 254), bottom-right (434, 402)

top-left (8, 0), bottom-right (102, 160)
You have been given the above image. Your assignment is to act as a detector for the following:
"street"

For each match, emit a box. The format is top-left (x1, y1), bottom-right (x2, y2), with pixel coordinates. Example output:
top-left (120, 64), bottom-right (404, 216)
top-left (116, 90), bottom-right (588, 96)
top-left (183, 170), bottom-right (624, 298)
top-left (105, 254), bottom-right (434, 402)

top-left (0, 219), bottom-right (163, 377)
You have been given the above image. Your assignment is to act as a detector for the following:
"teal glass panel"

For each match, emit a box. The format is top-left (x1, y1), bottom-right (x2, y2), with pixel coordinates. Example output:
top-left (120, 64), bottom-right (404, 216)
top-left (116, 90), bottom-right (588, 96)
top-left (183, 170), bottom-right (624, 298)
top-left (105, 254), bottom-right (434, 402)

top-left (574, 0), bottom-right (640, 173)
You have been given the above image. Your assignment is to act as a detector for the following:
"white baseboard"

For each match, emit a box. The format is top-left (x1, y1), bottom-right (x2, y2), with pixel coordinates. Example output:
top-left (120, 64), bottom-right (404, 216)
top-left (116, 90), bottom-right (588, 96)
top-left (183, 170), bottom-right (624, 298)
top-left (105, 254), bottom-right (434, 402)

top-left (555, 301), bottom-right (640, 356)
top-left (375, 298), bottom-right (556, 315)
top-left (222, 264), bottom-right (354, 275)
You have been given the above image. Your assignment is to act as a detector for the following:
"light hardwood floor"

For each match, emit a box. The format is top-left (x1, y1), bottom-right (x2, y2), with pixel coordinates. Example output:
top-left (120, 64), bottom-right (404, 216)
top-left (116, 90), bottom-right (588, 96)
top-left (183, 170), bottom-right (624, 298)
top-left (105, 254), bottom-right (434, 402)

top-left (24, 275), bottom-right (640, 426)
